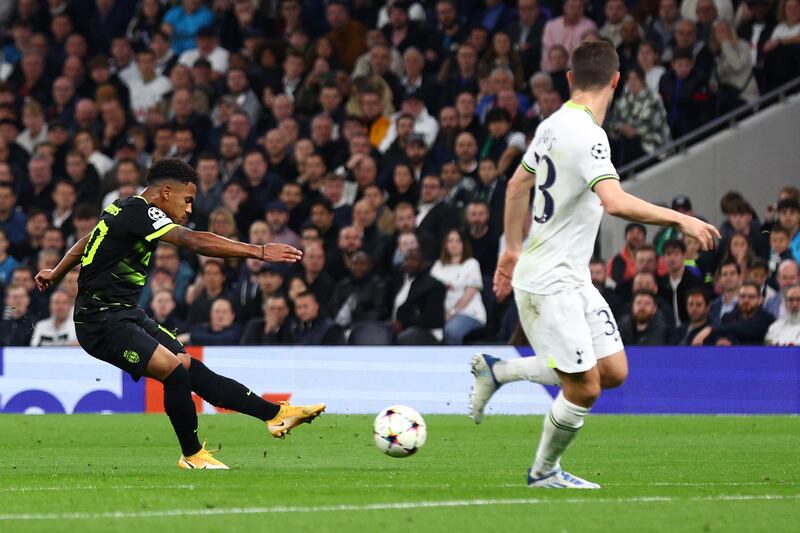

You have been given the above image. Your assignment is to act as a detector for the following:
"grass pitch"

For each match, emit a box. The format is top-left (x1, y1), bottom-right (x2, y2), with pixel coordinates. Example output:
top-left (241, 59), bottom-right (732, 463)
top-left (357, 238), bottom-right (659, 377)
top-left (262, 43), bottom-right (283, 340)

top-left (2, 414), bottom-right (799, 532)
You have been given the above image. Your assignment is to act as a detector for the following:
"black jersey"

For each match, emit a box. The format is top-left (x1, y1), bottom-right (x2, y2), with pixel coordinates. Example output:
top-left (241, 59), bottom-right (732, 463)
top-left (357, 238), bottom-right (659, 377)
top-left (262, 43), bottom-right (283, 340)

top-left (76, 196), bottom-right (179, 314)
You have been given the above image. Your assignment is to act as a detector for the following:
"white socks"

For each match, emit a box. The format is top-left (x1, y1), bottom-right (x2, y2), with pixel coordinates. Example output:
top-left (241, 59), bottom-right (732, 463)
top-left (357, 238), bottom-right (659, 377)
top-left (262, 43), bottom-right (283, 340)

top-left (492, 356), bottom-right (560, 386)
top-left (531, 391), bottom-right (590, 476)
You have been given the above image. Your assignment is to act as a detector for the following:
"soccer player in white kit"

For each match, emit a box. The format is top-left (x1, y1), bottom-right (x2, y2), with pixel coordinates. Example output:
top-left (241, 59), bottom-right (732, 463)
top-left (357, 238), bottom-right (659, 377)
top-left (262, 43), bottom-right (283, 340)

top-left (469, 41), bottom-right (720, 489)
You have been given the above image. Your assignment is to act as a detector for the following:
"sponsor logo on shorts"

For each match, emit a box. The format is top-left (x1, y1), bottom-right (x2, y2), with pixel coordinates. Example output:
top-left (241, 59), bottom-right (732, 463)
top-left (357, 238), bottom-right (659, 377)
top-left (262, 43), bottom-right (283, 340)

top-left (123, 350), bottom-right (140, 364)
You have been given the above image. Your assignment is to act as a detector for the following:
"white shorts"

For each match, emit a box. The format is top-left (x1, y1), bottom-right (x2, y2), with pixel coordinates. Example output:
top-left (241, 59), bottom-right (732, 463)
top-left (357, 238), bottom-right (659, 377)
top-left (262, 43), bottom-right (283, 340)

top-left (515, 284), bottom-right (625, 374)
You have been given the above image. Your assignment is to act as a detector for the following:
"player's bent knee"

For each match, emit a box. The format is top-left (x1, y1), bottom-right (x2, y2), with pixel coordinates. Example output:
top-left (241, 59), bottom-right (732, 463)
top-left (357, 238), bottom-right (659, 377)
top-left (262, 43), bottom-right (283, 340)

top-left (583, 382), bottom-right (602, 404)
top-left (177, 353), bottom-right (191, 369)
top-left (144, 344), bottom-right (184, 381)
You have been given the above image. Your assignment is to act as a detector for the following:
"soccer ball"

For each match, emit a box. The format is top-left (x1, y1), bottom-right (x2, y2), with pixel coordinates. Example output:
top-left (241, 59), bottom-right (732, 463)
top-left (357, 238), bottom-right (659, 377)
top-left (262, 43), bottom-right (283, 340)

top-left (373, 405), bottom-right (427, 458)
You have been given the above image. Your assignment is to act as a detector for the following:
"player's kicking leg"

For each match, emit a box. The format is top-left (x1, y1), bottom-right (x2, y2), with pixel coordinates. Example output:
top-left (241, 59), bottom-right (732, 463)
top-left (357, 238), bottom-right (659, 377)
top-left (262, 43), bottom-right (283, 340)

top-left (469, 350), bottom-right (627, 422)
top-left (469, 352), bottom-right (559, 423)
top-left (181, 356), bottom-right (325, 439)
top-left (144, 345), bottom-right (229, 470)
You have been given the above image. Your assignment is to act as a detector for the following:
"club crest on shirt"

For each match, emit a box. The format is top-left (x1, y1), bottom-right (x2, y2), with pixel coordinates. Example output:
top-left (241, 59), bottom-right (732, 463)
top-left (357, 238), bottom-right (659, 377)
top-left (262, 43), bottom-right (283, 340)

top-left (148, 207), bottom-right (166, 221)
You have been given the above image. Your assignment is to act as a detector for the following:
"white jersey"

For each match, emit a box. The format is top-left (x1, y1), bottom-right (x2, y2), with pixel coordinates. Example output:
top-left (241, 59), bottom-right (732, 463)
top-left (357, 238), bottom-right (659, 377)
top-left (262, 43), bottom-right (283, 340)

top-left (513, 101), bottom-right (619, 295)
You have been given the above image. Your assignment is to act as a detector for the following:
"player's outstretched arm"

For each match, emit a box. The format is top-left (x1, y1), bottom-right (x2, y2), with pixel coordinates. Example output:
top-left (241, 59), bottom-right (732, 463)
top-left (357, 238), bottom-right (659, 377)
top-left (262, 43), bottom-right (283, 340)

top-left (493, 165), bottom-right (537, 300)
top-left (160, 226), bottom-right (303, 263)
top-left (593, 179), bottom-right (721, 250)
top-left (34, 234), bottom-right (91, 292)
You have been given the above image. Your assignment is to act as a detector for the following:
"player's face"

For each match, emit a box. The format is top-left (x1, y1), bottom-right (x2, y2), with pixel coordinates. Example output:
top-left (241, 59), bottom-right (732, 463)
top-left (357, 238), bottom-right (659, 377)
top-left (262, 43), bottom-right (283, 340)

top-left (686, 294), bottom-right (708, 323)
top-left (162, 181), bottom-right (196, 225)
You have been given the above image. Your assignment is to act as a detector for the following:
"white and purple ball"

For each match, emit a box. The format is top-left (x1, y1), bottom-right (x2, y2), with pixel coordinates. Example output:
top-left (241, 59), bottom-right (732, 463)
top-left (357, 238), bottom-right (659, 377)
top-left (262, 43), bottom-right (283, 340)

top-left (373, 405), bottom-right (427, 458)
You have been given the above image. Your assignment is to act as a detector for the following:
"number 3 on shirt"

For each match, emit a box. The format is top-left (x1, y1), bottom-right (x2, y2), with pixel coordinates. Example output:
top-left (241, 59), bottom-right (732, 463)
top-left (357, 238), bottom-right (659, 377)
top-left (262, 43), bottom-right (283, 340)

top-left (81, 220), bottom-right (109, 266)
top-left (532, 153), bottom-right (556, 224)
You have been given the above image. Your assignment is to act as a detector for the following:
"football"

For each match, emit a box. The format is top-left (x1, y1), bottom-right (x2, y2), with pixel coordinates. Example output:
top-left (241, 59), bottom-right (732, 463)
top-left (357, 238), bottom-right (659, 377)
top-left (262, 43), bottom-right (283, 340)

top-left (373, 405), bottom-right (427, 458)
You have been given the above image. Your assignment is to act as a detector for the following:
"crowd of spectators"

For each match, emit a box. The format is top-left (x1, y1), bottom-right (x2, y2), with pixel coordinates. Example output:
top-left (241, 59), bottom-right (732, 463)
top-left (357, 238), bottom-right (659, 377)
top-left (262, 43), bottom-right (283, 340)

top-left (0, 0), bottom-right (798, 348)
top-left (601, 187), bottom-right (800, 346)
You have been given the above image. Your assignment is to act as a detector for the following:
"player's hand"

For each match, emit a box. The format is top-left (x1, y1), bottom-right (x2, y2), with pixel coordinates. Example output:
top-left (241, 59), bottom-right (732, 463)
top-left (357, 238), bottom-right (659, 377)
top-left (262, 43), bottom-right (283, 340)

top-left (679, 216), bottom-right (720, 251)
top-left (35, 269), bottom-right (57, 292)
top-left (261, 243), bottom-right (303, 263)
top-left (493, 249), bottom-right (519, 302)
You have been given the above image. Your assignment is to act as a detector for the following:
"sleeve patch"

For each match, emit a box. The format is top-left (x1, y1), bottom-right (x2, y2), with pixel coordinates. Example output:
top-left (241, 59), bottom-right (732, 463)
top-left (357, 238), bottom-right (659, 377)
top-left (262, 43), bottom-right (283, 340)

top-left (148, 206), bottom-right (168, 222)
top-left (152, 216), bottom-right (173, 230)
top-left (590, 143), bottom-right (610, 160)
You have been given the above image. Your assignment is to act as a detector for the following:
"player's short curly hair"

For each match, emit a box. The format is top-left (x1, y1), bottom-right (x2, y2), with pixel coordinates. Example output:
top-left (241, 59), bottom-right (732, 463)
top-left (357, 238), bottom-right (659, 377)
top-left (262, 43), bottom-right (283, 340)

top-left (145, 158), bottom-right (198, 186)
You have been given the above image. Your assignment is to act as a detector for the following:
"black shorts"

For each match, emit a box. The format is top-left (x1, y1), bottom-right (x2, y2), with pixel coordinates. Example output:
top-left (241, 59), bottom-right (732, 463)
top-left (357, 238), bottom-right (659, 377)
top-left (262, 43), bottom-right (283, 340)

top-left (75, 306), bottom-right (185, 381)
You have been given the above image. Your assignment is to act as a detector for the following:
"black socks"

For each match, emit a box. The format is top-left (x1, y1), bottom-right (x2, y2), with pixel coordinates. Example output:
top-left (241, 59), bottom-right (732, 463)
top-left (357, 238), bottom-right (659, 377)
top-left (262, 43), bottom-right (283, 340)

top-left (162, 364), bottom-right (201, 457)
top-left (188, 358), bottom-right (281, 421)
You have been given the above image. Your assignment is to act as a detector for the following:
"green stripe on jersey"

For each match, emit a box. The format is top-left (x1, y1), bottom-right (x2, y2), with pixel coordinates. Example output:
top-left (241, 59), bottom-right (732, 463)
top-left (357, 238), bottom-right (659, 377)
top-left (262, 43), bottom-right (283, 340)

top-left (145, 223), bottom-right (179, 242)
top-left (521, 160), bottom-right (537, 174)
top-left (588, 174), bottom-right (620, 190)
top-left (564, 100), bottom-right (599, 125)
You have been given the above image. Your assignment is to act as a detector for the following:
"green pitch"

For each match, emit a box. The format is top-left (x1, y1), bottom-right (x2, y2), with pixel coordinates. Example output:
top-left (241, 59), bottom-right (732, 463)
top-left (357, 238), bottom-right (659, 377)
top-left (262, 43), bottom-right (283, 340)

top-left (2, 414), bottom-right (800, 532)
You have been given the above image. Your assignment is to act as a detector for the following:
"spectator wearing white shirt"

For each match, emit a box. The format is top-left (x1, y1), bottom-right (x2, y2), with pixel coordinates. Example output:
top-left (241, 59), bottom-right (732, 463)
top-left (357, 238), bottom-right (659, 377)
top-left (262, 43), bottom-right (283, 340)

top-left (111, 35), bottom-right (140, 87)
top-left (379, 92), bottom-right (439, 152)
top-left (30, 290), bottom-right (78, 347)
top-left (765, 259), bottom-right (799, 318)
top-left (430, 229), bottom-right (487, 344)
top-left (765, 285), bottom-right (800, 345)
top-left (128, 49), bottom-right (172, 124)
top-left (178, 25), bottom-right (229, 78)
top-left (16, 100), bottom-right (47, 155)
top-left (101, 159), bottom-right (145, 209)
top-left (637, 40), bottom-right (667, 95)
top-left (681, 0), bottom-right (735, 22)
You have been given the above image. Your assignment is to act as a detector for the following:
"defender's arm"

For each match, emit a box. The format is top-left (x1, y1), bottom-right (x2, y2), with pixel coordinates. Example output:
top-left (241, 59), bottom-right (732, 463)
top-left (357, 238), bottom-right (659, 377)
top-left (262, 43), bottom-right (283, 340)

top-left (493, 164), bottom-right (537, 300)
top-left (160, 226), bottom-right (303, 263)
top-left (593, 179), bottom-right (720, 251)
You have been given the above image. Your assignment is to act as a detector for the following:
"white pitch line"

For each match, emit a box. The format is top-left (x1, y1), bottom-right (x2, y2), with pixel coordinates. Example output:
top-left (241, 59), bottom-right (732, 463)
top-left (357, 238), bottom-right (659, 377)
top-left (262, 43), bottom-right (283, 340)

top-left (497, 482), bottom-right (800, 488)
top-left (4, 484), bottom-right (196, 493)
top-left (1, 494), bottom-right (799, 521)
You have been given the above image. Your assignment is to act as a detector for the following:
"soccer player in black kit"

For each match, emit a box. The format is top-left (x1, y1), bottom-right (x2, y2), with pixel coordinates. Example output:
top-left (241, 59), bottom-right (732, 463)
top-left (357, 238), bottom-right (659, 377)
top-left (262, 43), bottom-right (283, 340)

top-left (35, 159), bottom-right (325, 469)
